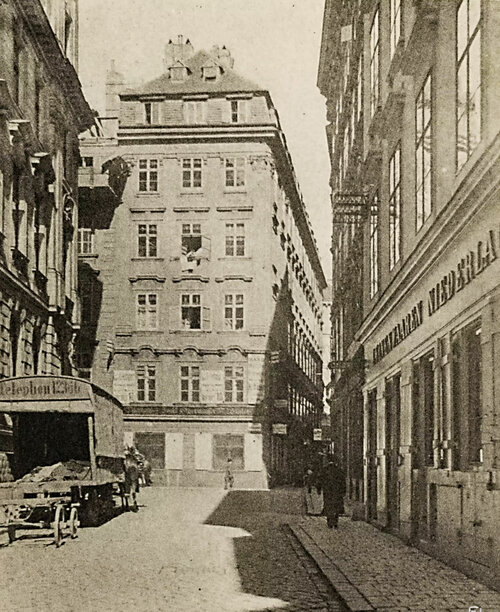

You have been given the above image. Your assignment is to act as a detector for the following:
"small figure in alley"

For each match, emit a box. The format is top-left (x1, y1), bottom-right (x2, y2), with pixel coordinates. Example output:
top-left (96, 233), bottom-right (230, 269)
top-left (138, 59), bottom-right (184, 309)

top-left (224, 458), bottom-right (234, 490)
top-left (320, 455), bottom-right (346, 528)
top-left (304, 466), bottom-right (314, 493)
top-left (124, 446), bottom-right (141, 511)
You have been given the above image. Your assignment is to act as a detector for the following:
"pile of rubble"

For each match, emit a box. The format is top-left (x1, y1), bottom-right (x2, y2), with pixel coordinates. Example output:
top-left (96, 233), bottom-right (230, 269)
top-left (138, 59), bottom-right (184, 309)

top-left (17, 460), bottom-right (91, 483)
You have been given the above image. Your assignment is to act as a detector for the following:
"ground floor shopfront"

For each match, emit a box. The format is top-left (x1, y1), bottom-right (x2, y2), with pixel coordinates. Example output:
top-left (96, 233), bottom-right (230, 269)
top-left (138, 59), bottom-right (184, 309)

top-left (360, 207), bottom-right (500, 589)
top-left (123, 416), bottom-right (268, 489)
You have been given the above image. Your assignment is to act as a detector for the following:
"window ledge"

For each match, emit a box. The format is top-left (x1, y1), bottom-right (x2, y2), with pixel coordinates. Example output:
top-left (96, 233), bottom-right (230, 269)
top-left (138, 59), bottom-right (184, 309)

top-left (169, 329), bottom-right (211, 334)
top-left (217, 256), bottom-right (251, 261)
top-left (78, 253), bottom-right (98, 259)
top-left (224, 189), bottom-right (247, 194)
top-left (135, 192), bottom-right (160, 197)
top-left (133, 330), bottom-right (165, 334)
top-left (130, 257), bottom-right (165, 262)
top-left (180, 189), bottom-right (204, 195)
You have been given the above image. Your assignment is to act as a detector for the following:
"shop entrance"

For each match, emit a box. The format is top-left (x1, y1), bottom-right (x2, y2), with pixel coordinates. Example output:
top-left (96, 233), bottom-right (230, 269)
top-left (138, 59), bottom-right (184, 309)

top-left (366, 389), bottom-right (378, 521)
top-left (385, 374), bottom-right (401, 531)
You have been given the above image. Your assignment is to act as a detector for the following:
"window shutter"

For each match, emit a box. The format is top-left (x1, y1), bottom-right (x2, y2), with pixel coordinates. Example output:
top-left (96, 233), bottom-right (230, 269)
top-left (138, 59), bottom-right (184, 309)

top-left (244, 433), bottom-right (263, 471)
top-left (195, 432), bottom-right (212, 470)
top-left (165, 433), bottom-right (183, 469)
top-left (202, 306), bottom-right (211, 331)
top-left (199, 235), bottom-right (211, 260)
top-left (169, 305), bottom-right (180, 331)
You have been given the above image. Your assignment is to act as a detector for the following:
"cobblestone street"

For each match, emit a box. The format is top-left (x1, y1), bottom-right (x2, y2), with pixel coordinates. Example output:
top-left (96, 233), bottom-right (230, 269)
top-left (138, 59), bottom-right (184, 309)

top-left (0, 487), bottom-right (342, 612)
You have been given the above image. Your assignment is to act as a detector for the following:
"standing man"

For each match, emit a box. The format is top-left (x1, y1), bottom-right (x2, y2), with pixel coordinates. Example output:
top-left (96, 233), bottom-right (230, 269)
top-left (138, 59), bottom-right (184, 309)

top-left (320, 455), bottom-right (346, 528)
top-left (224, 458), bottom-right (234, 490)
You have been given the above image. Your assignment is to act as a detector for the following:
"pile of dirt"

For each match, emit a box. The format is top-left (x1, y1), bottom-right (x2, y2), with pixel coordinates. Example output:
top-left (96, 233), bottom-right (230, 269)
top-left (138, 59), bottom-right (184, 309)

top-left (17, 460), bottom-right (91, 483)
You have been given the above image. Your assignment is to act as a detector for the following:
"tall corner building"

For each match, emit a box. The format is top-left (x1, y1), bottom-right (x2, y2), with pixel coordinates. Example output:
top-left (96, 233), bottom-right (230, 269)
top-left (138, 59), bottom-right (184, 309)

top-left (0, 0), bottom-right (94, 478)
top-left (318, 0), bottom-right (500, 588)
top-left (77, 38), bottom-right (326, 488)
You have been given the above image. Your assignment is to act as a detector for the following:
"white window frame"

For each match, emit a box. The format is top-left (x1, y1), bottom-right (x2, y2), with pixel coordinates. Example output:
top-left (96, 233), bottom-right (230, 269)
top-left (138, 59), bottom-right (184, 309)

top-left (224, 294), bottom-right (244, 330)
top-left (389, 144), bottom-right (402, 270)
top-left (369, 8), bottom-right (380, 118)
top-left (184, 100), bottom-right (206, 124)
top-left (230, 99), bottom-right (249, 123)
top-left (182, 158), bottom-right (202, 189)
top-left (181, 293), bottom-right (202, 330)
top-left (137, 223), bottom-right (157, 258)
top-left (225, 157), bottom-right (246, 188)
top-left (144, 101), bottom-right (161, 125)
top-left (136, 364), bottom-right (156, 402)
top-left (180, 365), bottom-right (200, 402)
top-left (416, 72), bottom-right (432, 231)
top-left (77, 228), bottom-right (94, 255)
top-left (138, 159), bottom-right (158, 192)
top-left (224, 365), bottom-right (245, 403)
top-left (136, 293), bottom-right (158, 330)
top-left (369, 194), bottom-right (379, 298)
top-left (225, 222), bottom-right (245, 256)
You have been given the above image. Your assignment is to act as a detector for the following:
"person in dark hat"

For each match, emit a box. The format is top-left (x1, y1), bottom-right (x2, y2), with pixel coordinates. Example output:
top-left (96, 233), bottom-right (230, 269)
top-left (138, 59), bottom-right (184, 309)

top-left (320, 455), bottom-right (346, 528)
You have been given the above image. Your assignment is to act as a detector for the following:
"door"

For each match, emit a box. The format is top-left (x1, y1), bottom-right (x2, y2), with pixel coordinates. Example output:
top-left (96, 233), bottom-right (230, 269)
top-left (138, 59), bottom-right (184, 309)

top-left (385, 374), bottom-right (401, 531)
top-left (366, 390), bottom-right (378, 521)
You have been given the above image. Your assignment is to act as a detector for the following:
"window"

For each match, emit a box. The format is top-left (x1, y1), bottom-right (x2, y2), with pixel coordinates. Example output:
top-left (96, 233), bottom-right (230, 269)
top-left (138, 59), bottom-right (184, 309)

top-left (369, 194), bottom-right (379, 298)
top-left (230, 99), bottom-right (248, 123)
top-left (138, 159), bottom-right (158, 192)
top-left (202, 65), bottom-right (219, 81)
top-left (180, 365), bottom-right (200, 402)
top-left (79, 156), bottom-right (93, 168)
top-left (135, 432), bottom-right (165, 470)
top-left (389, 144), bottom-right (401, 269)
top-left (224, 366), bottom-right (244, 402)
top-left (225, 158), bottom-right (245, 188)
top-left (144, 102), bottom-right (161, 125)
top-left (182, 158), bottom-right (202, 189)
top-left (369, 8), bottom-right (380, 117)
top-left (13, 32), bottom-right (21, 104)
top-left (137, 224), bottom-right (157, 258)
top-left (184, 100), bottom-right (206, 124)
top-left (136, 364), bottom-right (156, 402)
top-left (77, 228), bottom-right (94, 255)
top-left (79, 276), bottom-right (99, 325)
top-left (224, 294), bottom-right (244, 330)
top-left (213, 434), bottom-right (244, 470)
top-left (136, 293), bottom-right (158, 330)
top-left (181, 293), bottom-right (201, 329)
top-left (181, 223), bottom-right (210, 270)
top-left (225, 222), bottom-right (245, 256)
top-left (390, 0), bottom-right (401, 59)
top-left (416, 73), bottom-right (432, 231)
top-left (456, 0), bottom-right (481, 170)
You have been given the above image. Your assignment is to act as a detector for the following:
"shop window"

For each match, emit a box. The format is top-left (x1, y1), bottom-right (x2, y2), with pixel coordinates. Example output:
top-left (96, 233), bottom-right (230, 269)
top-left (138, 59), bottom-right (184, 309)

top-left (134, 432), bottom-right (165, 470)
top-left (413, 351), bottom-right (435, 468)
top-left (213, 434), bottom-right (244, 470)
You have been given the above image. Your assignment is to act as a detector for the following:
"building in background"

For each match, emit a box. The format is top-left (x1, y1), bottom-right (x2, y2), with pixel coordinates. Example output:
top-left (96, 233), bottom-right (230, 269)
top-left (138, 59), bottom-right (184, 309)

top-left (318, 0), bottom-right (500, 588)
top-left (77, 38), bottom-right (326, 488)
top-left (0, 0), bottom-right (94, 478)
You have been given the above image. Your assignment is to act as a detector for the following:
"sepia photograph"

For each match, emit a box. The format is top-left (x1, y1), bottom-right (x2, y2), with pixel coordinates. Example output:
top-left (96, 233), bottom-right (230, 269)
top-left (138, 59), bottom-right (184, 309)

top-left (0, 1), bottom-right (499, 610)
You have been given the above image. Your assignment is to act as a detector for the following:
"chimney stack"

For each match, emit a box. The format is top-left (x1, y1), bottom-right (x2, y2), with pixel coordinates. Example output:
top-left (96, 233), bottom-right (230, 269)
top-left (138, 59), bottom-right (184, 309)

top-left (105, 59), bottom-right (124, 117)
top-left (164, 35), bottom-right (195, 71)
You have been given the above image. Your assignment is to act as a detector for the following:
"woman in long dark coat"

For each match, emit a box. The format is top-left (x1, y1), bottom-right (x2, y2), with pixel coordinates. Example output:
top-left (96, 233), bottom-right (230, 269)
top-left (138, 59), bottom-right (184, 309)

top-left (320, 457), bottom-right (346, 528)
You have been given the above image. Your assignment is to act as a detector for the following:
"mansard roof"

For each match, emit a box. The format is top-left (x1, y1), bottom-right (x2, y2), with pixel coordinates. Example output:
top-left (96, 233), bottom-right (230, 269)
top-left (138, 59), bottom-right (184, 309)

top-left (125, 51), bottom-right (264, 97)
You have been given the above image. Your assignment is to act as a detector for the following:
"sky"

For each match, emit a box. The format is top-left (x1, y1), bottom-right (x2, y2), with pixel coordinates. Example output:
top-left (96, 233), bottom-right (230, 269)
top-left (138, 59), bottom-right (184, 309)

top-left (78, 0), bottom-right (332, 278)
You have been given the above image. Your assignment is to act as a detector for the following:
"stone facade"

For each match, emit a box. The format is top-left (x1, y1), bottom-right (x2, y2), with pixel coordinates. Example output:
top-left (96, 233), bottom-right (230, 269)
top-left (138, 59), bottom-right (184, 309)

top-left (0, 0), bottom-right (93, 468)
top-left (318, 0), bottom-right (500, 588)
top-left (77, 39), bottom-right (326, 489)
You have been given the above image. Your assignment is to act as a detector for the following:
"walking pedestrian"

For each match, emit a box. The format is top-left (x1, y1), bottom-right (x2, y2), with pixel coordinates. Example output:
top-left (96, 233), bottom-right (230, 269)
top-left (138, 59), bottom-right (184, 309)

top-left (320, 455), bottom-right (346, 528)
top-left (224, 458), bottom-right (234, 490)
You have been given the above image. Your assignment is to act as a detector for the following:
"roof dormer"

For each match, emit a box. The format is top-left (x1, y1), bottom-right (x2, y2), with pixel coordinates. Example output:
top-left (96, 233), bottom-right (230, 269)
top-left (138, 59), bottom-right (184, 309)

top-left (201, 59), bottom-right (222, 82)
top-left (169, 60), bottom-right (190, 82)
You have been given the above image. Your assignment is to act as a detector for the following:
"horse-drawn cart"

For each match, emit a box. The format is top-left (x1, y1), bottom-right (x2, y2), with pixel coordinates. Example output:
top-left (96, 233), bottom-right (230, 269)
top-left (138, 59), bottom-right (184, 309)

top-left (0, 375), bottom-right (125, 546)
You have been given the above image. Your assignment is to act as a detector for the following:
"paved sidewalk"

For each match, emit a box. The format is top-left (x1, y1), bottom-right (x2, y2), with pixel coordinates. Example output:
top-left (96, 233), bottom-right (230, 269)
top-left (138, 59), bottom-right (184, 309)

top-left (289, 492), bottom-right (500, 612)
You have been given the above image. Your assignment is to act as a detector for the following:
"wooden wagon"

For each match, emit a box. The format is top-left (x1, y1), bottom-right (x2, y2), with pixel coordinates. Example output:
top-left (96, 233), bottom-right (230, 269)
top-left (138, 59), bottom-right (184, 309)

top-left (0, 375), bottom-right (125, 546)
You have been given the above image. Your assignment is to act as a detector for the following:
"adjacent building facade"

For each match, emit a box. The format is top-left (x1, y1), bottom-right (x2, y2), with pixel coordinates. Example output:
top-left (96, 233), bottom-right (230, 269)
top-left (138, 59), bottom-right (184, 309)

top-left (77, 39), bottom-right (326, 488)
top-left (319, 0), bottom-right (500, 588)
top-left (0, 0), bottom-right (94, 478)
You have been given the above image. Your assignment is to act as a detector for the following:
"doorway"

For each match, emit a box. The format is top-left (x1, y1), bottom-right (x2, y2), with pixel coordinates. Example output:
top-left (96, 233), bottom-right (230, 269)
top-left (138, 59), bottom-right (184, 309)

top-left (385, 374), bottom-right (401, 531)
top-left (366, 389), bottom-right (378, 521)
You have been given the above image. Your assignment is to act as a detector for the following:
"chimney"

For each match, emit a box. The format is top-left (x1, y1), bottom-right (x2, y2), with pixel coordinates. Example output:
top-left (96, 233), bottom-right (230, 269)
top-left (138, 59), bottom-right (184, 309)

top-left (212, 45), bottom-right (234, 71)
top-left (105, 59), bottom-right (124, 117)
top-left (164, 35), bottom-right (195, 71)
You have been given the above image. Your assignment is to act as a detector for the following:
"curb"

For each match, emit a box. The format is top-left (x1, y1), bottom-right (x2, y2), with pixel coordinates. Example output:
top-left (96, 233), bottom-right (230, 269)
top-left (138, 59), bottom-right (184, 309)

top-left (288, 522), bottom-right (375, 612)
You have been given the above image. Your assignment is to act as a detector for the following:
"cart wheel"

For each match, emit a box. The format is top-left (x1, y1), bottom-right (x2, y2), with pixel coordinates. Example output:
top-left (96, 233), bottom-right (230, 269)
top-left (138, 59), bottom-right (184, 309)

top-left (53, 505), bottom-right (65, 547)
top-left (7, 525), bottom-right (16, 544)
top-left (69, 507), bottom-right (79, 539)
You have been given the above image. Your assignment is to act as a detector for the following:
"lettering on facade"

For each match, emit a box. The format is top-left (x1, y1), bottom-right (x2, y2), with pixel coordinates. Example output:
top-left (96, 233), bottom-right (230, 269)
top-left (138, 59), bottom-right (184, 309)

top-left (428, 229), bottom-right (498, 316)
top-left (0, 377), bottom-right (90, 401)
top-left (373, 301), bottom-right (423, 364)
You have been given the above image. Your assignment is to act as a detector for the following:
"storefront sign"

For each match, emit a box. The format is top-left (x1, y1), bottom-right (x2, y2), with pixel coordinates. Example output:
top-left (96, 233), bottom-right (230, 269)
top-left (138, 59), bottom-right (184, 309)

top-left (272, 423), bottom-right (287, 435)
top-left (0, 376), bottom-right (90, 401)
top-left (373, 301), bottom-right (423, 364)
top-left (428, 229), bottom-right (498, 317)
top-left (313, 428), bottom-right (322, 441)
